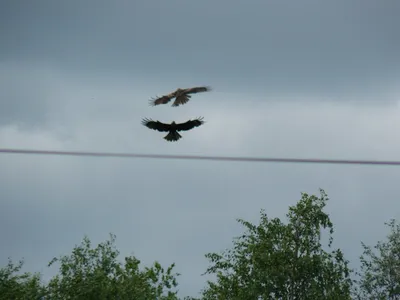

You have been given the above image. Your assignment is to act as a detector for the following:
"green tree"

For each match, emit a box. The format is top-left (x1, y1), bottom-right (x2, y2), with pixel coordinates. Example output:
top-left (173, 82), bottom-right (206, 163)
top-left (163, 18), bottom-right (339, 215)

top-left (0, 258), bottom-right (46, 300)
top-left (200, 189), bottom-right (353, 299)
top-left (355, 219), bottom-right (400, 300)
top-left (46, 233), bottom-right (181, 299)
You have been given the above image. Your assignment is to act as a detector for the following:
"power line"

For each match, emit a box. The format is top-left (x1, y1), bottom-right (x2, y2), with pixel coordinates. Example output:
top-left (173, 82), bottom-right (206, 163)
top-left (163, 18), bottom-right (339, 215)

top-left (0, 148), bottom-right (399, 166)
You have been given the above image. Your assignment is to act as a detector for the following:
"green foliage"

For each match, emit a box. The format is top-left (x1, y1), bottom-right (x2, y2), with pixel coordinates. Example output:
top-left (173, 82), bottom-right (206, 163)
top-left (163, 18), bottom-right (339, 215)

top-left (200, 189), bottom-right (353, 299)
top-left (0, 234), bottom-right (181, 299)
top-left (4, 189), bottom-right (400, 299)
top-left (355, 219), bottom-right (400, 300)
top-left (0, 258), bottom-right (46, 300)
top-left (46, 233), bottom-right (180, 299)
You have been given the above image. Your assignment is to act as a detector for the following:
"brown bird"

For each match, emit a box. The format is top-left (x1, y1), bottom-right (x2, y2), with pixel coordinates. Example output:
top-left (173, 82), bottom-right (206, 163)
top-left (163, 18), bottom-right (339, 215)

top-left (141, 117), bottom-right (205, 141)
top-left (149, 86), bottom-right (211, 107)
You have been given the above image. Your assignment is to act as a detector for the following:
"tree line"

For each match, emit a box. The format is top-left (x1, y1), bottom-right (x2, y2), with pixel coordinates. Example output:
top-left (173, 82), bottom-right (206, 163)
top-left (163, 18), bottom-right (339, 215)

top-left (1, 189), bottom-right (399, 299)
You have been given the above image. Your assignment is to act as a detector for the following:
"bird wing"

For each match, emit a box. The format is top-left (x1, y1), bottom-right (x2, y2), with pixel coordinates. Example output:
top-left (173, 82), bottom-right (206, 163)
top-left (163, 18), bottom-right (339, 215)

top-left (182, 86), bottom-right (211, 95)
top-left (141, 118), bottom-right (171, 132)
top-left (175, 117), bottom-right (205, 131)
top-left (148, 91), bottom-right (177, 106)
top-left (172, 94), bottom-right (191, 107)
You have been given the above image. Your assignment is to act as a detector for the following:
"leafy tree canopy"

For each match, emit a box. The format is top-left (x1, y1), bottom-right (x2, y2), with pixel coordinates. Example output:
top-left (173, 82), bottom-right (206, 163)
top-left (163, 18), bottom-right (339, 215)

top-left (200, 189), bottom-right (353, 299)
top-left (1, 233), bottom-right (180, 300)
top-left (355, 219), bottom-right (400, 300)
top-left (3, 189), bottom-right (400, 299)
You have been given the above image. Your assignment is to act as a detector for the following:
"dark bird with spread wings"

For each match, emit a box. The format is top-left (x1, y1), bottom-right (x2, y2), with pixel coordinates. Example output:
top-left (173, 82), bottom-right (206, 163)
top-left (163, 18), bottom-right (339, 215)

top-left (141, 117), bottom-right (205, 141)
top-left (149, 86), bottom-right (211, 107)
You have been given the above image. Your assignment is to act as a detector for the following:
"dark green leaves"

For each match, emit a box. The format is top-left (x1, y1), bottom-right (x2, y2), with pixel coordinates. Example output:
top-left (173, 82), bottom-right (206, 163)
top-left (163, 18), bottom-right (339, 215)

top-left (355, 219), bottom-right (400, 299)
top-left (0, 258), bottom-right (46, 300)
top-left (1, 233), bottom-right (180, 300)
top-left (46, 233), bottom-right (180, 299)
top-left (201, 189), bottom-right (353, 299)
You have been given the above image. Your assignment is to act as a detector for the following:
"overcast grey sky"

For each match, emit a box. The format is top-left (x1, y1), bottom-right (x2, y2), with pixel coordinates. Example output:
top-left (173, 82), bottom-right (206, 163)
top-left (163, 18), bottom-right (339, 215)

top-left (1, 0), bottom-right (400, 297)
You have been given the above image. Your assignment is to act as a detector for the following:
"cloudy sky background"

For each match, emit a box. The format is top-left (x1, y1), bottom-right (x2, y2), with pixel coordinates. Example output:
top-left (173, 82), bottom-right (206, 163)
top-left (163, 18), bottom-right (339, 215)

top-left (1, 0), bottom-right (400, 297)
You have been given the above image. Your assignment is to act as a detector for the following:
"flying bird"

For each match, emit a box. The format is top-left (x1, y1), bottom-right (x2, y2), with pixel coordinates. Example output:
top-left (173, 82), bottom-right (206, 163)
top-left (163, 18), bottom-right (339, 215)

top-left (149, 86), bottom-right (211, 107)
top-left (141, 117), bottom-right (205, 141)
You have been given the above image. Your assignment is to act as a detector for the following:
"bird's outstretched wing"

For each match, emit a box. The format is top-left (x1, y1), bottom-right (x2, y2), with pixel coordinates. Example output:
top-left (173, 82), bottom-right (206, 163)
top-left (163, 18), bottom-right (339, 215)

top-left (171, 86), bottom-right (211, 107)
top-left (183, 86), bottom-right (211, 95)
top-left (175, 117), bottom-right (205, 131)
top-left (148, 91), bottom-right (177, 106)
top-left (141, 118), bottom-right (171, 132)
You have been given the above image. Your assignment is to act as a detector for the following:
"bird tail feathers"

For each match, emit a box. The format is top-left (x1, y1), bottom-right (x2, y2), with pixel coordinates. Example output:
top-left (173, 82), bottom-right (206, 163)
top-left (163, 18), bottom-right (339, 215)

top-left (164, 131), bottom-right (182, 142)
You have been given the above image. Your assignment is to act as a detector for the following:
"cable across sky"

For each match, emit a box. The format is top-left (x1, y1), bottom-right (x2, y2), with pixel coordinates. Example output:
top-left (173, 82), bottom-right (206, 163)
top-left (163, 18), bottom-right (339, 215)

top-left (0, 148), bottom-right (400, 166)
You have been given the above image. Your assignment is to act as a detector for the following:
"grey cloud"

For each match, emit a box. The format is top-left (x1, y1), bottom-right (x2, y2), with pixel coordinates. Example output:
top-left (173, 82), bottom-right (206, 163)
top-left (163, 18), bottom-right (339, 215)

top-left (1, 0), bottom-right (399, 98)
top-left (0, 63), bottom-right (53, 128)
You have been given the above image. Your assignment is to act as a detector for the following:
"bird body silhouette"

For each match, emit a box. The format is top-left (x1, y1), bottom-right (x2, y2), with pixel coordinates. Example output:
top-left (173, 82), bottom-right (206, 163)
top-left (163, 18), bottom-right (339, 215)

top-left (149, 86), bottom-right (211, 107)
top-left (142, 117), bottom-right (205, 141)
